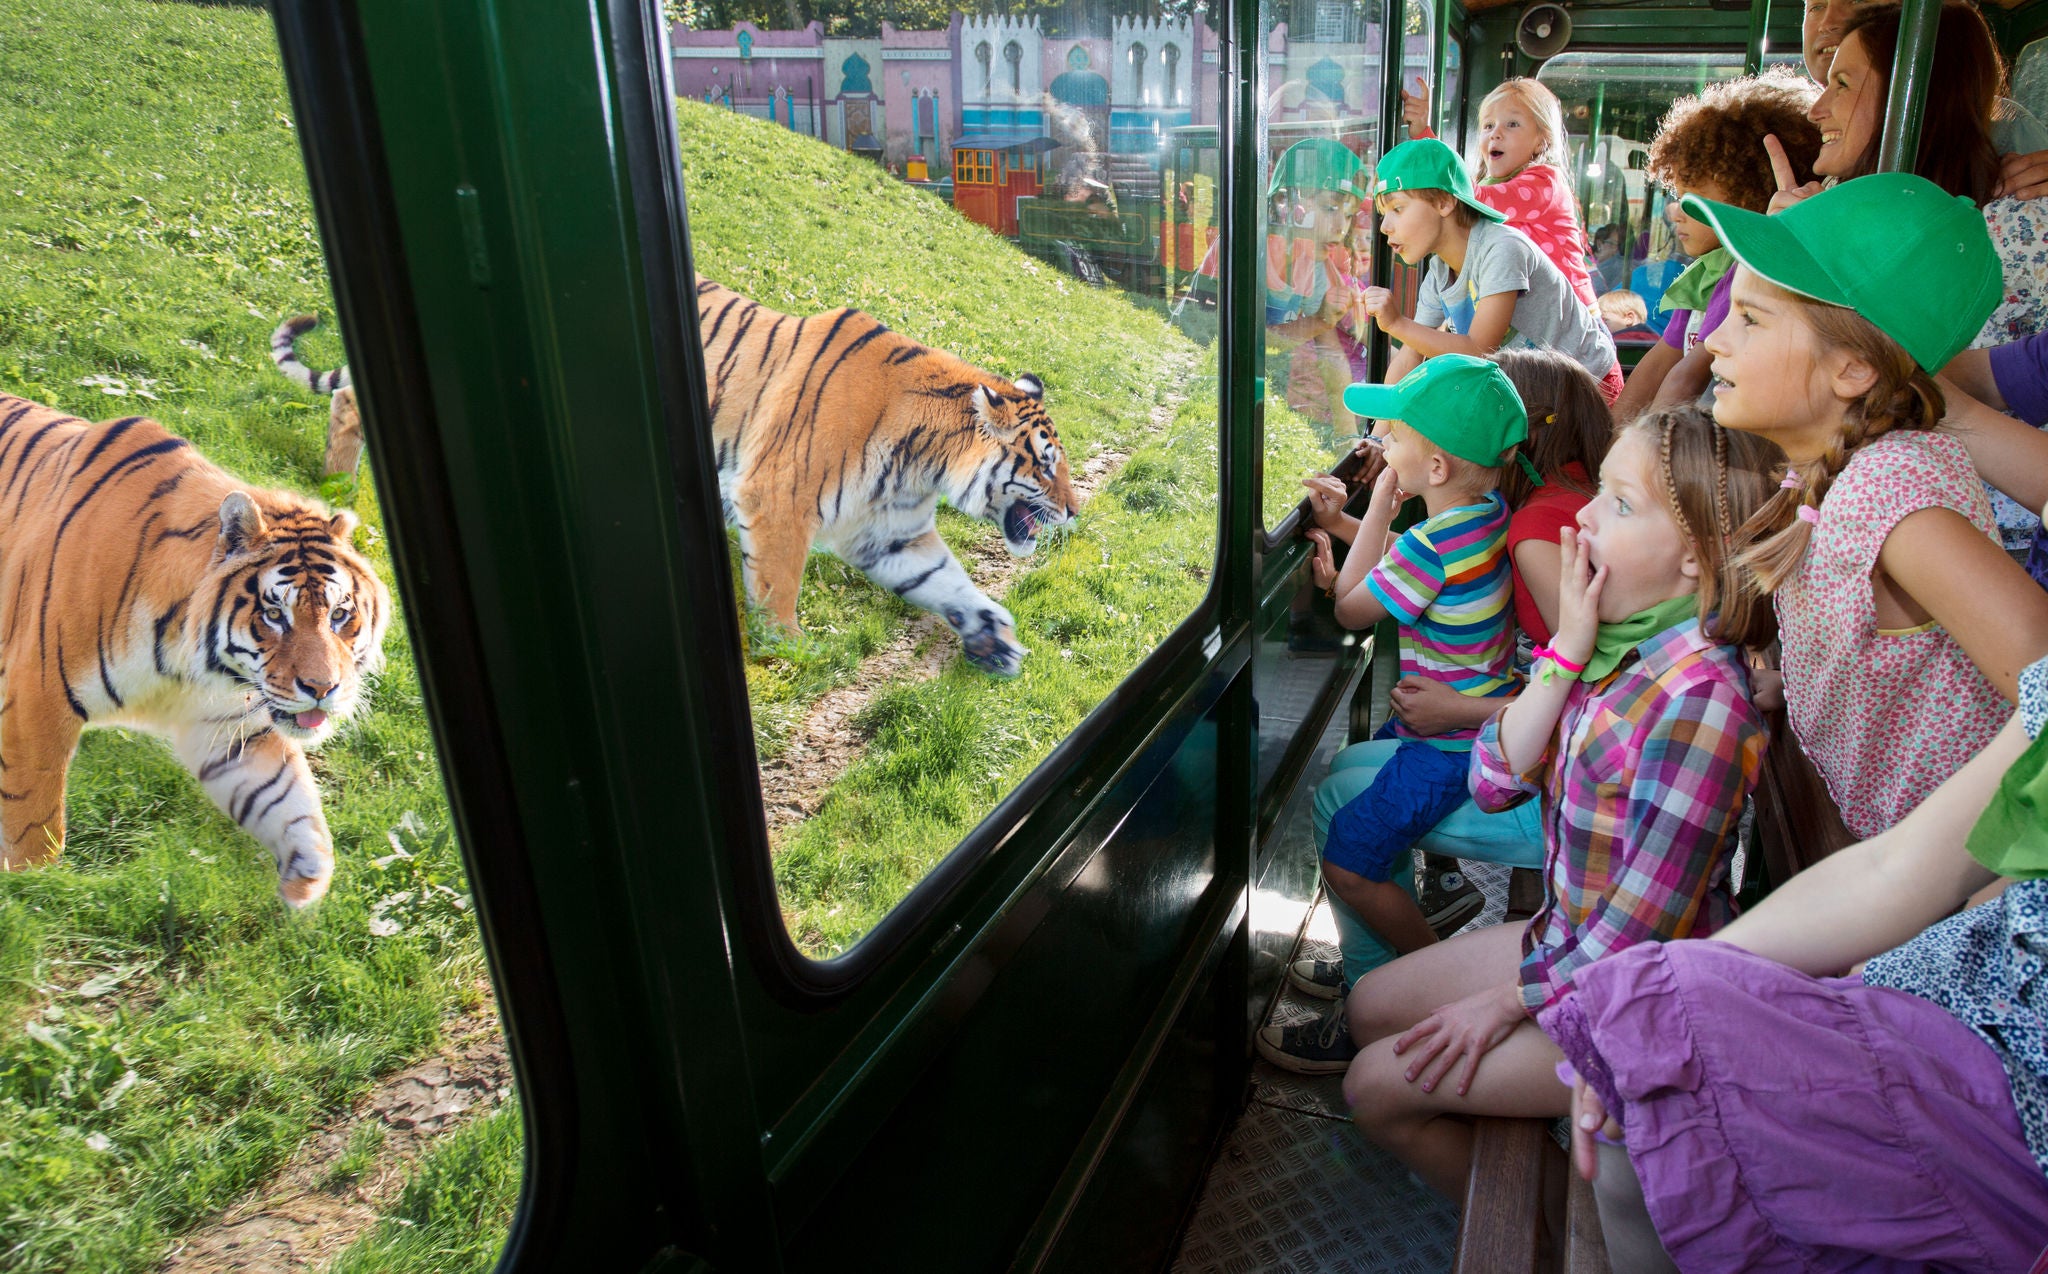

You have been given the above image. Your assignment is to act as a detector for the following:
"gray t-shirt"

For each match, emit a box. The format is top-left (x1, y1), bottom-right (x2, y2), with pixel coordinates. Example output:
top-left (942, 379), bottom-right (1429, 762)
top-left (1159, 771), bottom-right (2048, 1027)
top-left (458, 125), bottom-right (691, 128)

top-left (1414, 219), bottom-right (1618, 380)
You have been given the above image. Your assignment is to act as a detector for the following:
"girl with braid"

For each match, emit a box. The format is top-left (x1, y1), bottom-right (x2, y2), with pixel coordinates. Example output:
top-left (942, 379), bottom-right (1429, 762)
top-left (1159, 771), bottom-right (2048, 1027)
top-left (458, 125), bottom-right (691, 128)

top-left (1336, 404), bottom-right (1778, 1200)
top-left (1695, 174), bottom-right (2048, 837)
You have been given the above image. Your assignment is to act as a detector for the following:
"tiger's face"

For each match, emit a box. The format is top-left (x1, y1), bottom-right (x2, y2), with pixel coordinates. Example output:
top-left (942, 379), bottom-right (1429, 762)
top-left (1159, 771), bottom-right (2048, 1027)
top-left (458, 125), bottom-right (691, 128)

top-left (204, 492), bottom-right (392, 746)
top-left (965, 374), bottom-right (1080, 557)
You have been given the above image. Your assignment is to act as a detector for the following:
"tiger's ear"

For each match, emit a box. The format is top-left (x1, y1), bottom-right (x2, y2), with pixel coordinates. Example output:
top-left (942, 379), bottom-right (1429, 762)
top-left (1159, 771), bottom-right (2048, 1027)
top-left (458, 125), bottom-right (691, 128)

top-left (327, 509), bottom-right (359, 542)
top-left (1014, 373), bottom-right (1044, 400)
top-left (216, 492), bottom-right (268, 558)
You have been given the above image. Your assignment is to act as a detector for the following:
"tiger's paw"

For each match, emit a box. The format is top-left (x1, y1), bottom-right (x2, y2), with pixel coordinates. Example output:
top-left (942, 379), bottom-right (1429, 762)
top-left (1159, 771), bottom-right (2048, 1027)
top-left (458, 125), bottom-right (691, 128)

top-left (955, 606), bottom-right (1027, 678)
top-left (277, 841), bottom-right (335, 909)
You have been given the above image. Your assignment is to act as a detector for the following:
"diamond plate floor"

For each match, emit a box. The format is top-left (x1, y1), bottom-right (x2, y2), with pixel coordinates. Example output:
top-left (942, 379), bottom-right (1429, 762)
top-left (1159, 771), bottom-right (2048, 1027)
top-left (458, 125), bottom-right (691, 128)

top-left (1176, 884), bottom-right (1480, 1272)
top-left (1172, 1077), bottom-right (1458, 1274)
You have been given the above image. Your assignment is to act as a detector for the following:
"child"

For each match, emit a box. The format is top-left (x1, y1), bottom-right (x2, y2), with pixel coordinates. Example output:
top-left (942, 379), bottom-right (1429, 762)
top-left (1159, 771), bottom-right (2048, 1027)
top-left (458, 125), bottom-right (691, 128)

top-left (1267, 137), bottom-right (1372, 438)
top-left (1405, 78), bottom-right (1598, 312)
top-left (1694, 173), bottom-right (2048, 836)
top-left (1255, 355), bottom-right (1526, 1073)
top-left (1333, 405), bottom-right (1778, 1198)
top-left (1613, 69), bottom-right (1822, 424)
top-left (1362, 139), bottom-right (1621, 402)
top-left (1552, 657), bottom-right (2048, 1271)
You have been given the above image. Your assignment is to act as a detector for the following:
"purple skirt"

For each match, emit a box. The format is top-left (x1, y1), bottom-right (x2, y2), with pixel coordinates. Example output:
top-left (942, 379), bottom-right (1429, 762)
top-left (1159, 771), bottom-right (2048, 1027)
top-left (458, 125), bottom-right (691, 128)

top-left (1539, 941), bottom-right (2048, 1273)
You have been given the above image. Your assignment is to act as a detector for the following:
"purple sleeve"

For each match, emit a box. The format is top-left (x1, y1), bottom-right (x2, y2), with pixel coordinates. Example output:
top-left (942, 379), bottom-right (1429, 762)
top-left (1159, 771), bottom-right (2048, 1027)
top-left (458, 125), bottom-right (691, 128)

top-left (1989, 332), bottom-right (2048, 426)
top-left (1696, 269), bottom-right (1734, 339)
top-left (1659, 309), bottom-right (1693, 351)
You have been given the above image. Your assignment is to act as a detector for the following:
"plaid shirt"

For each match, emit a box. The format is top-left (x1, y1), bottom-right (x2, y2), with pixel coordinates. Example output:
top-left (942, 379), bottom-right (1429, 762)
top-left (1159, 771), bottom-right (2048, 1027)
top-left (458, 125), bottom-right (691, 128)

top-left (1470, 619), bottom-right (1766, 1014)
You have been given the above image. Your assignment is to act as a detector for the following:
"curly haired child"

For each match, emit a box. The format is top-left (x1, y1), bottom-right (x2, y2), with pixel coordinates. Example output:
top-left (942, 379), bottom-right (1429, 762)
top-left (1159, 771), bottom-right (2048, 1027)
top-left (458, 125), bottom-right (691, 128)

top-left (1614, 68), bottom-right (1823, 423)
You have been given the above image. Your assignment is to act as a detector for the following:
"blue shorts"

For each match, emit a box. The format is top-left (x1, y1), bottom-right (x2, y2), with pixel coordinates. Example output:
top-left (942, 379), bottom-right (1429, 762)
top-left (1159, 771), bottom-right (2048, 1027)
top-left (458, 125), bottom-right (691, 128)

top-left (1319, 730), bottom-right (1475, 883)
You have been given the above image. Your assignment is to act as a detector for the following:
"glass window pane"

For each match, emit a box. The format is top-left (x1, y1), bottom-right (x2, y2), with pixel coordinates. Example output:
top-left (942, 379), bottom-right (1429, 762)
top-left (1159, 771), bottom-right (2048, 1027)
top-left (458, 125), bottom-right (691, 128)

top-left (672, 7), bottom-right (1223, 959)
top-left (0, 3), bottom-right (519, 1269)
top-left (1256, 0), bottom-right (1415, 527)
top-left (1537, 50), bottom-right (1801, 349)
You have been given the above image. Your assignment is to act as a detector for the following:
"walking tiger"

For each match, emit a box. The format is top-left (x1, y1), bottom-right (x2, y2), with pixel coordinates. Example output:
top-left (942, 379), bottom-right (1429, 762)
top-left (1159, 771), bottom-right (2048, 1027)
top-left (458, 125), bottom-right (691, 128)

top-left (696, 277), bottom-right (1080, 677)
top-left (0, 391), bottom-right (391, 905)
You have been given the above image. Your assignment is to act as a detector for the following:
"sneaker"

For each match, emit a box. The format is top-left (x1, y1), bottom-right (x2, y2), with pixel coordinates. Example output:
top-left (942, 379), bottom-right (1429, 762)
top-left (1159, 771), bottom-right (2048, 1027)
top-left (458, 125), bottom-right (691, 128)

top-left (1419, 865), bottom-right (1484, 938)
top-left (1255, 996), bottom-right (1359, 1075)
top-left (1286, 957), bottom-right (1346, 1001)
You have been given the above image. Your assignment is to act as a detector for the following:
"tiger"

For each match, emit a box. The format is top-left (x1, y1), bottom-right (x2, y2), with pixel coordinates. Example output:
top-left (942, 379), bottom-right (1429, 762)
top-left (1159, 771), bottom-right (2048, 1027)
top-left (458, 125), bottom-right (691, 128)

top-left (695, 276), bottom-right (1079, 677)
top-left (0, 391), bottom-right (392, 906)
top-left (270, 314), bottom-right (364, 479)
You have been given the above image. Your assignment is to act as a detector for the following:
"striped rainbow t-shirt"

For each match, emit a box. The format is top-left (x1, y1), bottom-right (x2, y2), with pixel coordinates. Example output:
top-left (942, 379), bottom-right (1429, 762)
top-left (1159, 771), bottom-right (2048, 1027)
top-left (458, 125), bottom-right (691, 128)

top-left (1365, 491), bottom-right (1516, 750)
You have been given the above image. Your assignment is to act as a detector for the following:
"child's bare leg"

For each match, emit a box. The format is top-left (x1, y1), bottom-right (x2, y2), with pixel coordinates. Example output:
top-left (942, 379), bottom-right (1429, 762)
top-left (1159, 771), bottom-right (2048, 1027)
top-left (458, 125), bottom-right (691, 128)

top-left (1345, 921), bottom-right (1526, 1046)
top-left (1322, 861), bottom-right (1436, 958)
top-left (1592, 1143), bottom-right (1680, 1273)
top-left (1342, 1018), bottom-right (1568, 1198)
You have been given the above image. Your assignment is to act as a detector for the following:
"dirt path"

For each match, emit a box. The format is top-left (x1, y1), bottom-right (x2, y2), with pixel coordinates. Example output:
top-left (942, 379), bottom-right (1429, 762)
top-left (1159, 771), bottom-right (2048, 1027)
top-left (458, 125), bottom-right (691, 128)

top-left (158, 1004), bottom-right (512, 1274)
top-left (758, 365), bottom-right (1190, 844)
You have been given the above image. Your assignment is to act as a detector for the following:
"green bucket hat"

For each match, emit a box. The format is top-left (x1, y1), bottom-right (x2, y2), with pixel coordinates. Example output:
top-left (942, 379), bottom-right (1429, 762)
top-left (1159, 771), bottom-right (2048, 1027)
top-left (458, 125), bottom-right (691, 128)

top-left (1373, 139), bottom-right (1506, 224)
top-left (1679, 173), bottom-right (2001, 372)
top-left (1267, 137), bottom-right (1371, 201)
top-left (1342, 354), bottom-right (1528, 466)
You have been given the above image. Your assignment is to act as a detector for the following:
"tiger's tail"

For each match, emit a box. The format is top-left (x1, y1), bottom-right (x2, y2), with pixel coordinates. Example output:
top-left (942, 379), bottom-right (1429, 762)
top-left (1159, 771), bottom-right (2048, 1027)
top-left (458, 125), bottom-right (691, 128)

top-left (270, 315), bottom-right (352, 395)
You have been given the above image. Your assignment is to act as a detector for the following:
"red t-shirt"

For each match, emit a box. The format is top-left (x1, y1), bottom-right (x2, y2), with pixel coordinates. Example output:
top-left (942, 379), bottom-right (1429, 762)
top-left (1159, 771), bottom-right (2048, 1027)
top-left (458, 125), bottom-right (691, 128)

top-left (1507, 462), bottom-right (1593, 645)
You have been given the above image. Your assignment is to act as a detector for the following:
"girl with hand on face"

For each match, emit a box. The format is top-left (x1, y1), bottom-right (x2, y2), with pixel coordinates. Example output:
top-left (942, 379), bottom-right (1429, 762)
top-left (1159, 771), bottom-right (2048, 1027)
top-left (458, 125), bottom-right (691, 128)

top-left (1334, 405), bottom-right (1778, 1201)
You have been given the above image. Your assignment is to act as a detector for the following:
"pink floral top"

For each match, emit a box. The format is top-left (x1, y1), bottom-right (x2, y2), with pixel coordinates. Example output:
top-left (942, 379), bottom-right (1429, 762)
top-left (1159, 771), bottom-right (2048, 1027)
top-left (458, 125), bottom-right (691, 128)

top-left (1777, 431), bottom-right (2012, 838)
top-left (1476, 164), bottom-right (1599, 310)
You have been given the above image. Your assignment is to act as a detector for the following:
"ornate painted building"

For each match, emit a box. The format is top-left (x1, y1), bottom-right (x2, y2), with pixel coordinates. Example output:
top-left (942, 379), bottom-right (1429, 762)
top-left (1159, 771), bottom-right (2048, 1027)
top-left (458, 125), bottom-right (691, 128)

top-left (667, 14), bottom-right (1426, 178)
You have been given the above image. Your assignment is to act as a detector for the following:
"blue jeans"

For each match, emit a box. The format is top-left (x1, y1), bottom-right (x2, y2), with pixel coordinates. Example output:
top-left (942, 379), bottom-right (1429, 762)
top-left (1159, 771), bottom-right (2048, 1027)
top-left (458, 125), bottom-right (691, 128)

top-left (1312, 731), bottom-right (1544, 984)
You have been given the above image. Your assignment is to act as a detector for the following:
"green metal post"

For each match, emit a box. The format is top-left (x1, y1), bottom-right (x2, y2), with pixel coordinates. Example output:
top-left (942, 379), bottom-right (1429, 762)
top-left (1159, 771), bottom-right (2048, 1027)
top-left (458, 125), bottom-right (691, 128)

top-left (1369, 0), bottom-right (1410, 384)
top-left (1582, 80), bottom-right (1605, 232)
top-left (1877, 0), bottom-right (1939, 173)
top-left (1429, 0), bottom-right (1448, 134)
top-left (1744, 0), bottom-right (1772, 76)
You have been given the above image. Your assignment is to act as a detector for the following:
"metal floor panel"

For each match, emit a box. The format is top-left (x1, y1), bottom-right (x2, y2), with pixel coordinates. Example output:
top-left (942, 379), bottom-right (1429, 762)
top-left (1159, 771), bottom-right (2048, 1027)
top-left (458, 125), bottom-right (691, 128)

top-left (1169, 1100), bottom-right (1457, 1274)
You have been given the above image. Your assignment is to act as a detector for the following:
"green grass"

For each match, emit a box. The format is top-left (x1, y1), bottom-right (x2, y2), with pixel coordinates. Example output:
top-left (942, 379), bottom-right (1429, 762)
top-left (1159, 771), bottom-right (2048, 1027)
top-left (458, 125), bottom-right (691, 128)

top-left (328, 1107), bottom-right (522, 1274)
top-left (0, 2), bottom-right (494, 1269)
top-left (678, 101), bottom-right (1222, 955)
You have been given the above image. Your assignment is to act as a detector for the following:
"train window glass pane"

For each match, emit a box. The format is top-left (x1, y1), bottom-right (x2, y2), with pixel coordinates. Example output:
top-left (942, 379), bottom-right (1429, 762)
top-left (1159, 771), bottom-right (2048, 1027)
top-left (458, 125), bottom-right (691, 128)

top-left (0, 3), bottom-right (520, 1269)
top-left (1255, 0), bottom-right (1426, 526)
top-left (673, 7), bottom-right (1223, 960)
top-left (2012, 37), bottom-right (2048, 137)
top-left (1537, 51), bottom-right (1802, 350)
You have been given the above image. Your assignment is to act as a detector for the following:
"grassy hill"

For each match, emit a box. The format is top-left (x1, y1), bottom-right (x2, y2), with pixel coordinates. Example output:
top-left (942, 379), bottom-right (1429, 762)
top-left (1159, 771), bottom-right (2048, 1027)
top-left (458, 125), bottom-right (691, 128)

top-left (0, 2), bottom-right (487, 1270)
top-left (677, 99), bottom-right (1222, 955)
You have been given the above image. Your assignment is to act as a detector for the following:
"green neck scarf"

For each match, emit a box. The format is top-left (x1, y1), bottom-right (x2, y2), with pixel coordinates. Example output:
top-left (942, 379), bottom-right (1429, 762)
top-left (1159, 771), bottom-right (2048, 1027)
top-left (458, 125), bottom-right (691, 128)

top-left (1658, 246), bottom-right (1734, 315)
top-left (1577, 594), bottom-right (1700, 683)
top-left (1964, 723), bottom-right (2048, 879)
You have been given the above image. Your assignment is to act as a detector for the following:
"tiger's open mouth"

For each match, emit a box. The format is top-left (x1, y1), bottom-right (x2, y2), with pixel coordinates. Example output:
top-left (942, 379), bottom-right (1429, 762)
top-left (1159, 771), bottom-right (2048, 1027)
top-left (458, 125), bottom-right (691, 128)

top-left (1003, 500), bottom-right (1041, 552)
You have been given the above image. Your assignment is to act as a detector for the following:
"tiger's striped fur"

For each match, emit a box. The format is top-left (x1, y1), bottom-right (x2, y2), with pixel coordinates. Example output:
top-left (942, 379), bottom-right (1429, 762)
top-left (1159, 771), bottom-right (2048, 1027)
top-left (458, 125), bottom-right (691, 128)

top-left (270, 315), bottom-right (363, 478)
top-left (0, 391), bottom-right (392, 906)
top-left (696, 276), bottom-right (1079, 676)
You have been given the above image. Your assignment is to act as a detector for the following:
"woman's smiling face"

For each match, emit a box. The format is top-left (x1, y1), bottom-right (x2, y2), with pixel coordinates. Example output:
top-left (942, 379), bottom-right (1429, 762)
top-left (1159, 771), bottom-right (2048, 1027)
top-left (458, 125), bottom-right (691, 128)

top-left (1810, 32), bottom-right (1883, 178)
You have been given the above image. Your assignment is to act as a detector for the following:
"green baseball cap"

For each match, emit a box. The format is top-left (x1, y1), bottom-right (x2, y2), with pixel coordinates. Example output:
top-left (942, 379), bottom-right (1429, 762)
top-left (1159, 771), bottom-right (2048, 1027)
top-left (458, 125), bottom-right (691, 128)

top-left (1267, 137), bottom-right (1370, 200)
top-left (1679, 173), bottom-right (2001, 371)
top-left (1342, 354), bottom-right (1527, 465)
top-left (1373, 139), bottom-right (1506, 224)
